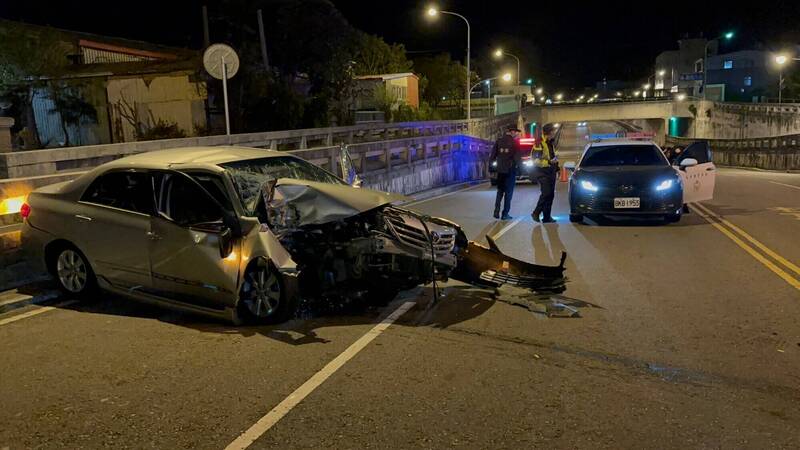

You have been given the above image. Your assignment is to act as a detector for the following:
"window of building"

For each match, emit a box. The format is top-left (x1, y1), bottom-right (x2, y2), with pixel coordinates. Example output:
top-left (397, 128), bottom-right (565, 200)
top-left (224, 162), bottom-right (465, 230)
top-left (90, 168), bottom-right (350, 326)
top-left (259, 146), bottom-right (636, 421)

top-left (744, 76), bottom-right (752, 86)
top-left (723, 60), bottom-right (733, 69)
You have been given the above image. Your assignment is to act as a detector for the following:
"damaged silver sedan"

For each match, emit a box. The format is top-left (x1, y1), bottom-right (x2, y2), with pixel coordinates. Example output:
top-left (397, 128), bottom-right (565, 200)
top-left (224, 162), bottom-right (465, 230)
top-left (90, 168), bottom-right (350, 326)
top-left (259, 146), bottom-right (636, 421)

top-left (21, 146), bottom-right (566, 324)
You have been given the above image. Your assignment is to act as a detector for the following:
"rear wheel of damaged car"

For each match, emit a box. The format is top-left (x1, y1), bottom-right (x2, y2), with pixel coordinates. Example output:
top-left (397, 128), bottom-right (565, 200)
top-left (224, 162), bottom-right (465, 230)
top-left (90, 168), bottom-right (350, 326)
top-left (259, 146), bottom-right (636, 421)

top-left (236, 259), bottom-right (296, 324)
top-left (49, 243), bottom-right (97, 298)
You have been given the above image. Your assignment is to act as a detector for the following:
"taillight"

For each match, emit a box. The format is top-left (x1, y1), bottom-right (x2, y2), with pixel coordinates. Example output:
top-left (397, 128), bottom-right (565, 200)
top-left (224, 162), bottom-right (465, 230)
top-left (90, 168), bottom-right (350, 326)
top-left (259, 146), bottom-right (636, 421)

top-left (20, 202), bottom-right (31, 219)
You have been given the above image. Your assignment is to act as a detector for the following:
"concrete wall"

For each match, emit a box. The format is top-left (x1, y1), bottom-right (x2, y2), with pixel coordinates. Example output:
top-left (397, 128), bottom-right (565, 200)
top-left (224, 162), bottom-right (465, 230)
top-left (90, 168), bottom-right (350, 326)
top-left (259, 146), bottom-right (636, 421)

top-left (525, 100), bottom-right (694, 127)
top-left (689, 102), bottom-right (800, 139)
top-left (0, 117), bottom-right (13, 152)
top-left (106, 74), bottom-right (207, 142)
top-left (666, 134), bottom-right (800, 171)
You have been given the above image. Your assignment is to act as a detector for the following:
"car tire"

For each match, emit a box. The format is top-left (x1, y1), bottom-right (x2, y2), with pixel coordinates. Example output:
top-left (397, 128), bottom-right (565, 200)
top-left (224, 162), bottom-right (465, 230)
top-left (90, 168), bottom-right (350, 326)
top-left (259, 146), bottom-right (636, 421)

top-left (236, 260), bottom-right (297, 325)
top-left (569, 214), bottom-right (584, 224)
top-left (51, 245), bottom-right (97, 297)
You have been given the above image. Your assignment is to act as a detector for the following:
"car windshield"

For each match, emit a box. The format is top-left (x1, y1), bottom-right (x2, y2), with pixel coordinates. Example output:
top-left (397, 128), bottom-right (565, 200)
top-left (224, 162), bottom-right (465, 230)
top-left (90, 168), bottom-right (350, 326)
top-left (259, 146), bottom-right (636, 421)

top-left (581, 145), bottom-right (667, 167)
top-left (220, 156), bottom-right (346, 214)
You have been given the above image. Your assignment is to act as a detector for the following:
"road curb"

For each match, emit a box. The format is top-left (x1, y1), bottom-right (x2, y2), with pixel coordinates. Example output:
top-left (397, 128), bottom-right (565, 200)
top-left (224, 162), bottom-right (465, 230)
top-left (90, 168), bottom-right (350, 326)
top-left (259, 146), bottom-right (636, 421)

top-left (403, 180), bottom-right (487, 205)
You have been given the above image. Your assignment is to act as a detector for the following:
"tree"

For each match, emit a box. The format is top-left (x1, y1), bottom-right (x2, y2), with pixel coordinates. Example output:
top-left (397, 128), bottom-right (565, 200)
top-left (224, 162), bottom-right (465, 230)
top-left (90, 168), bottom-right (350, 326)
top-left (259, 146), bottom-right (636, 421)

top-left (0, 21), bottom-right (71, 148)
top-left (413, 53), bottom-right (469, 107)
top-left (353, 33), bottom-right (412, 76)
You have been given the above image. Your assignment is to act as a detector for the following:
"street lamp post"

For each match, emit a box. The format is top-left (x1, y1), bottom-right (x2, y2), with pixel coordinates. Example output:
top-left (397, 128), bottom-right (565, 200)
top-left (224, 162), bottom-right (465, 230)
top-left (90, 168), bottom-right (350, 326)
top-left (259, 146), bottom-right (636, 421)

top-left (493, 49), bottom-right (521, 85)
top-left (773, 55), bottom-right (800, 103)
top-left (428, 7), bottom-right (471, 120)
top-left (703, 31), bottom-right (735, 100)
top-left (469, 73), bottom-right (511, 117)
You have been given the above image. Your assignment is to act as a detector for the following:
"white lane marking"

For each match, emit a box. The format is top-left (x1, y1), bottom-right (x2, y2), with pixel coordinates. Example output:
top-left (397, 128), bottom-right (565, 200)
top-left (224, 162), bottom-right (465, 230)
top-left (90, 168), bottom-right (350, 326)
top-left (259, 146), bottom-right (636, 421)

top-left (224, 301), bottom-right (417, 450)
top-left (404, 182), bottom-right (487, 207)
top-left (0, 300), bottom-right (78, 326)
top-left (770, 181), bottom-right (800, 191)
top-left (491, 217), bottom-right (524, 240)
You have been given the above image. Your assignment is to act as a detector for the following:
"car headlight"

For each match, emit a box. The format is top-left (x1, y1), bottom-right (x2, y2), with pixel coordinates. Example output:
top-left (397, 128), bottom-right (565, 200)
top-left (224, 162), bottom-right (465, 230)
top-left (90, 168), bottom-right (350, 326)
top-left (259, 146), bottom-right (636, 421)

top-left (491, 161), bottom-right (497, 167)
top-left (580, 180), bottom-right (599, 192)
top-left (655, 179), bottom-right (674, 191)
top-left (523, 160), bottom-right (533, 167)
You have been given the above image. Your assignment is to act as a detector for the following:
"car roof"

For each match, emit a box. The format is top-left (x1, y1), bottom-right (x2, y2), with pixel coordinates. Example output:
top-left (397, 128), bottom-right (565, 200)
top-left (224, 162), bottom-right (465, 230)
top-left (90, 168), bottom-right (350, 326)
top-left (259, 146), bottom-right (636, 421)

top-left (106, 146), bottom-right (289, 169)
top-left (587, 139), bottom-right (657, 148)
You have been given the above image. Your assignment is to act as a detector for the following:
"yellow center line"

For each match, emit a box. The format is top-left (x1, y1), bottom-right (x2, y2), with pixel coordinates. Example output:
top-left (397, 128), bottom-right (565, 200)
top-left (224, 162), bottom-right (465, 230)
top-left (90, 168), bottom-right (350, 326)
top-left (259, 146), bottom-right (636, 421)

top-left (692, 203), bottom-right (800, 291)
top-left (694, 202), bottom-right (800, 277)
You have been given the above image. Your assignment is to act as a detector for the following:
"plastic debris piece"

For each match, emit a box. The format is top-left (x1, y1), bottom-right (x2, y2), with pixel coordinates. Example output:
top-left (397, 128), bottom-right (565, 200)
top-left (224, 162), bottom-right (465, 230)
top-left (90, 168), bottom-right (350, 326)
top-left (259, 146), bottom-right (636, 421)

top-left (546, 302), bottom-right (580, 318)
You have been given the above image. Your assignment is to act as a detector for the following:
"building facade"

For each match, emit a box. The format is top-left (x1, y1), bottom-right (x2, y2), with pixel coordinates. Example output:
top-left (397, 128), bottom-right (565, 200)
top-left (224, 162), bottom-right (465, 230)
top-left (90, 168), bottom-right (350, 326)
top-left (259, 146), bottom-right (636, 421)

top-left (705, 50), bottom-right (778, 102)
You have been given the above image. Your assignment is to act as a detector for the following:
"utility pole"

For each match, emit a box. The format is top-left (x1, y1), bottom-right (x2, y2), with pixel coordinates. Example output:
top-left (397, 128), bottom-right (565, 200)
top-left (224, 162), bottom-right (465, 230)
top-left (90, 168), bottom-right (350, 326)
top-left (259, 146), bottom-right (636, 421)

top-left (202, 5), bottom-right (210, 48)
top-left (257, 9), bottom-right (270, 70)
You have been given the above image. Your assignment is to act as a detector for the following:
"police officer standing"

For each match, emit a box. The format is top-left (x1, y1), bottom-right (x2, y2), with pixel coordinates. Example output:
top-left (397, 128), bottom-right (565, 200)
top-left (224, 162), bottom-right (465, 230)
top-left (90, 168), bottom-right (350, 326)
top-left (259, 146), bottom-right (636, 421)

top-left (490, 126), bottom-right (522, 220)
top-left (531, 123), bottom-right (559, 223)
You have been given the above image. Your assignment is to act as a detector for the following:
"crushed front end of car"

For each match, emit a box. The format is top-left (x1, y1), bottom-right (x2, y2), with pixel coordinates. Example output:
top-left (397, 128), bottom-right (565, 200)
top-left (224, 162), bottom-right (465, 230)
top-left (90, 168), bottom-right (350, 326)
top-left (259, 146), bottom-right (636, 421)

top-left (257, 179), bottom-right (567, 307)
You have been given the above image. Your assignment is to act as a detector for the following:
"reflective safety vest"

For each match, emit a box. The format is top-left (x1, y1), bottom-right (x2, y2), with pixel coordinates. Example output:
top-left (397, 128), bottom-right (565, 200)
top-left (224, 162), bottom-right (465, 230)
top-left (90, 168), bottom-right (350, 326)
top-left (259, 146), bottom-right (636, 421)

top-left (533, 138), bottom-right (558, 168)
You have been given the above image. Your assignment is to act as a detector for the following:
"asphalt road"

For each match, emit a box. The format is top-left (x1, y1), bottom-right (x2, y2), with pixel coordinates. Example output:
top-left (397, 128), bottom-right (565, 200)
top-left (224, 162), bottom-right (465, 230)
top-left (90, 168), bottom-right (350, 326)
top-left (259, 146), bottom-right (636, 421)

top-left (1, 122), bottom-right (799, 449)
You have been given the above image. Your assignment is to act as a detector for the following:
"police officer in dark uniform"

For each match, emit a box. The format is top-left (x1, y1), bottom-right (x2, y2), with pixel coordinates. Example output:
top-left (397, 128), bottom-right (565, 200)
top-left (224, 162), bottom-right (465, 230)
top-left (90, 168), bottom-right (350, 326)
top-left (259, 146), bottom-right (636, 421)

top-left (531, 123), bottom-right (559, 223)
top-left (490, 126), bottom-right (522, 220)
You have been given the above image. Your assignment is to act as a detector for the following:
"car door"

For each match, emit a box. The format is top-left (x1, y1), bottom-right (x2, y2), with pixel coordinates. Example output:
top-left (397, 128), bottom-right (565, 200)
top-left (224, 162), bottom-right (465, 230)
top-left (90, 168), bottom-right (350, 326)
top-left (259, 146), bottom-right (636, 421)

top-left (76, 170), bottom-right (153, 290)
top-left (147, 171), bottom-right (240, 309)
top-left (675, 141), bottom-right (716, 203)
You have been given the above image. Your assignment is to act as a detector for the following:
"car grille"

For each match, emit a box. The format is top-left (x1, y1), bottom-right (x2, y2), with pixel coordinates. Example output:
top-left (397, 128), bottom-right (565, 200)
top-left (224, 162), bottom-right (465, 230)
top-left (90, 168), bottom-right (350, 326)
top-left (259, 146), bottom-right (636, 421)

top-left (576, 188), bottom-right (678, 212)
top-left (384, 211), bottom-right (455, 257)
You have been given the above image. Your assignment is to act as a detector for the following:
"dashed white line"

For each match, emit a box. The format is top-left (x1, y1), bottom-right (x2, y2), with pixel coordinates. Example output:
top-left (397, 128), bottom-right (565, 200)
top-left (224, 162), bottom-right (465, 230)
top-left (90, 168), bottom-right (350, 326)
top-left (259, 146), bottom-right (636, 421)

top-left (769, 181), bottom-right (800, 191)
top-left (491, 217), bottom-right (524, 240)
top-left (224, 301), bottom-right (417, 450)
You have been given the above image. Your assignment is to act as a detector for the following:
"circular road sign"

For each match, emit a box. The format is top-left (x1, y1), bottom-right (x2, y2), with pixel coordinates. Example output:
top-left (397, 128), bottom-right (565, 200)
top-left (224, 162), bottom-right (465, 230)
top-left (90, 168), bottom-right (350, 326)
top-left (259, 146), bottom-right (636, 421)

top-left (203, 43), bottom-right (240, 80)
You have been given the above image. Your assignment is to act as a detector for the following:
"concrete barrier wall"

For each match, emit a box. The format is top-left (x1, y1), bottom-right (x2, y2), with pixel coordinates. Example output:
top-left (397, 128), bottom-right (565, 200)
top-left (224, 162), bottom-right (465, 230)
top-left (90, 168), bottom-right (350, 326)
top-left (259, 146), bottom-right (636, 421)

top-left (666, 135), bottom-right (800, 171)
top-left (0, 114), bottom-right (515, 180)
top-left (691, 102), bottom-right (800, 140)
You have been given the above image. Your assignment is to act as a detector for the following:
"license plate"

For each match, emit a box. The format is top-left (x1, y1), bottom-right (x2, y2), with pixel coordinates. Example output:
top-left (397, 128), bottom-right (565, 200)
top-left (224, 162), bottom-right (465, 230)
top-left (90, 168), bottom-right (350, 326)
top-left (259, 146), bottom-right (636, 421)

top-left (614, 197), bottom-right (640, 208)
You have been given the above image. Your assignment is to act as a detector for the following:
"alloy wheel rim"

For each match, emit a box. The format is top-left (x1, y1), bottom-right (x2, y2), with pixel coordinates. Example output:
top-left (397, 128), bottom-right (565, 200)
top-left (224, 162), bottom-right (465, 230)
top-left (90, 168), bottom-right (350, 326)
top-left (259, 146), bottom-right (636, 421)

top-left (244, 268), bottom-right (281, 318)
top-left (56, 250), bottom-right (87, 293)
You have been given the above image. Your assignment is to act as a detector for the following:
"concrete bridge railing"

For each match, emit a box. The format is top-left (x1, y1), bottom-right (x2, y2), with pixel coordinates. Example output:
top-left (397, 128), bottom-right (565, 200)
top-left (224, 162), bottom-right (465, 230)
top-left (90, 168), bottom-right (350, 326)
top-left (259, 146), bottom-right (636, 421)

top-left (0, 114), bottom-right (514, 180)
top-left (666, 134), bottom-right (800, 171)
top-left (0, 113), bottom-right (516, 202)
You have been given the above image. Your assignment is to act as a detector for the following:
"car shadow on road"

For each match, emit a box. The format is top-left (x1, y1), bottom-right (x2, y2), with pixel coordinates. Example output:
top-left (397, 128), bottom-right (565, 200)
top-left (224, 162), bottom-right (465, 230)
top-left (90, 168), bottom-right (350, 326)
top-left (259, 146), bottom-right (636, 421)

top-left (576, 213), bottom-right (706, 228)
top-left (54, 284), bottom-right (500, 347)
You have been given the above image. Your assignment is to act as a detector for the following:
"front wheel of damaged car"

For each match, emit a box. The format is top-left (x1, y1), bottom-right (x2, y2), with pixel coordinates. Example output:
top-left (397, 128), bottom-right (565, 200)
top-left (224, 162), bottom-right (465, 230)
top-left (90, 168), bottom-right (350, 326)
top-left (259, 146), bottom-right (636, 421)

top-left (235, 261), bottom-right (296, 325)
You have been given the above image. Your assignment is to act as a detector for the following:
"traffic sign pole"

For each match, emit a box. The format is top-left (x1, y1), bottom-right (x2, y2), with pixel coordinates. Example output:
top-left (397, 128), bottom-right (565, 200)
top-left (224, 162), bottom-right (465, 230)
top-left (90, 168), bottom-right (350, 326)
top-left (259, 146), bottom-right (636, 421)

top-left (222, 56), bottom-right (230, 136)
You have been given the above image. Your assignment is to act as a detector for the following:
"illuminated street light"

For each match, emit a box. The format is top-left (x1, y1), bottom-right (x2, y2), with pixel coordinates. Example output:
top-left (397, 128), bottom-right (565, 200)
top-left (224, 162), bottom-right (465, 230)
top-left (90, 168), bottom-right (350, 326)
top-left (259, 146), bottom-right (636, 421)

top-left (501, 72), bottom-right (512, 82)
top-left (675, 93), bottom-right (687, 101)
top-left (540, 96), bottom-right (546, 102)
top-left (555, 93), bottom-right (564, 101)
top-left (773, 54), bottom-right (800, 103)
top-left (634, 91), bottom-right (641, 97)
top-left (493, 48), bottom-right (521, 84)
top-left (703, 30), bottom-right (736, 99)
top-left (535, 87), bottom-right (543, 95)
top-left (658, 69), bottom-right (666, 76)
top-left (426, 6), bottom-right (471, 119)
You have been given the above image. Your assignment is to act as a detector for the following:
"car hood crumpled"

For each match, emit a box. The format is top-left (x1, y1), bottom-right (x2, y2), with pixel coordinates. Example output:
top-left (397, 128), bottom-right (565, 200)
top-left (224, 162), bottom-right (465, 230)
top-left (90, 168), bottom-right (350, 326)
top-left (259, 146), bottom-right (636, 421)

top-left (271, 178), bottom-right (409, 226)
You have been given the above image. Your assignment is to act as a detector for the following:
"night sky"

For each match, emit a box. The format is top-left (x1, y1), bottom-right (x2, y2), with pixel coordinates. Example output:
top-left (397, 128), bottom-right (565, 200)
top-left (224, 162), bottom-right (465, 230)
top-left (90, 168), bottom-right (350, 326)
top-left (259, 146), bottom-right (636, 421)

top-left (3, 0), bottom-right (800, 92)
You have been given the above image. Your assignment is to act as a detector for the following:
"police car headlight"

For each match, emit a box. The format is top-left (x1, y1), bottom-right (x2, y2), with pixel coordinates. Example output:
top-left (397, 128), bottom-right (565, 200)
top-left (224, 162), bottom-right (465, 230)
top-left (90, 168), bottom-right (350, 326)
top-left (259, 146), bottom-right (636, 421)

top-left (655, 179), bottom-right (673, 191)
top-left (524, 160), bottom-right (534, 167)
top-left (580, 180), bottom-right (599, 192)
top-left (491, 161), bottom-right (497, 167)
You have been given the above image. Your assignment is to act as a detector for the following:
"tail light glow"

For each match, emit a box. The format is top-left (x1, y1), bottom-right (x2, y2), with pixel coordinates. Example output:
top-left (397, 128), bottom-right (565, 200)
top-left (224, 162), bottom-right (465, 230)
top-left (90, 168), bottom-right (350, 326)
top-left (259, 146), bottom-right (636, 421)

top-left (20, 202), bottom-right (31, 219)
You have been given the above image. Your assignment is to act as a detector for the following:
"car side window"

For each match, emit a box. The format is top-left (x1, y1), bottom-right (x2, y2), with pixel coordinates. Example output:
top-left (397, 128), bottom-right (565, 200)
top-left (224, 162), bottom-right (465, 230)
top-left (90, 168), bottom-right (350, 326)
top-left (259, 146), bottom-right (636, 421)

top-left (160, 174), bottom-right (224, 227)
top-left (81, 171), bottom-right (154, 215)
top-left (679, 142), bottom-right (711, 164)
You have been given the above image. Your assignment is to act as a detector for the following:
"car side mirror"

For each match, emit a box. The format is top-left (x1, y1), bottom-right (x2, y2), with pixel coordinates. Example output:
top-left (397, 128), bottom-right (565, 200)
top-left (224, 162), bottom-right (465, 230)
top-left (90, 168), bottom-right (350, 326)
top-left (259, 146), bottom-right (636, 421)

top-left (218, 226), bottom-right (234, 259)
top-left (679, 158), bottom-right (698, 169)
